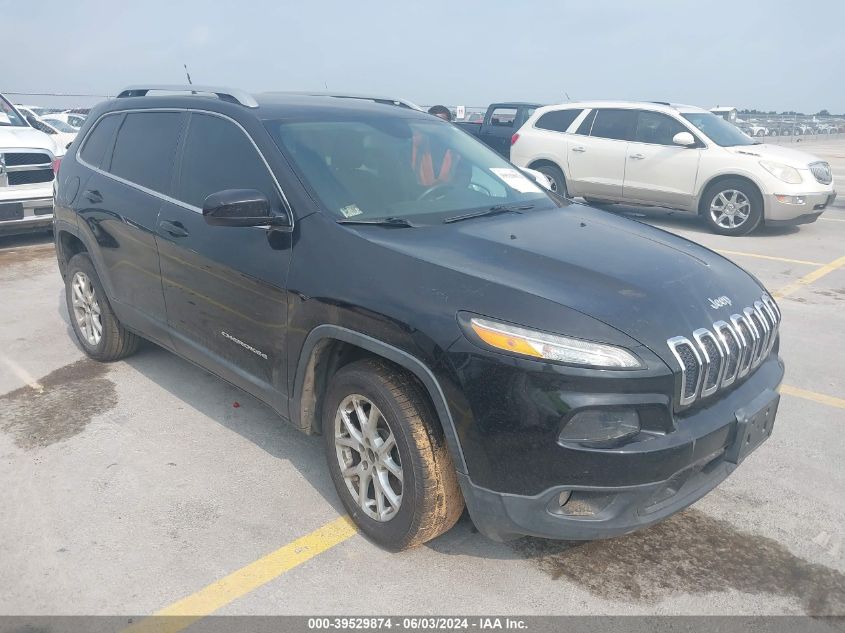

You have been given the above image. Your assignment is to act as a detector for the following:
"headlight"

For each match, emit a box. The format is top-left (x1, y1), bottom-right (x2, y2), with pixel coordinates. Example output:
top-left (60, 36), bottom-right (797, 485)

top-left (467, 317), bottom-right (643, 369)
top-left (760, 160), bottom-right (802, 184)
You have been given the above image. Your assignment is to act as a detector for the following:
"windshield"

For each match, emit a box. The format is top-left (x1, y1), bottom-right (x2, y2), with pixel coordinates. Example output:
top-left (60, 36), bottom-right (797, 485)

top-left (43, 118), bottom-right (76, 133)
top-left (681, 112), bottom-right (756, 147)
top-left (264, 115), bottom-right (557, 223)
top-left (0, 95), bottom-right (27, 127)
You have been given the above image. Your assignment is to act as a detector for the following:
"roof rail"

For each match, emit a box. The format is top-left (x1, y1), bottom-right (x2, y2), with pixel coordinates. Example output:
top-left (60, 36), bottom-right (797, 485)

top-left (650, 101), bottom-right (672, 106)
top-left (116, 85), bottom-right (259, 108)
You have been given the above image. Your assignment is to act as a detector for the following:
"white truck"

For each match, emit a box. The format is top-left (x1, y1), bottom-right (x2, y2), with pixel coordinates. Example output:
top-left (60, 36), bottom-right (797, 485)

top-left (1, 92), bottom-right (64, 236)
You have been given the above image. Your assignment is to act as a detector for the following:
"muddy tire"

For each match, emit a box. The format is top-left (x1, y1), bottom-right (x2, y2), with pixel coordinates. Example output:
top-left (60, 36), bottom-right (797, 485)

top-left (323, 358), bottom-right (464, 550)
top-left (65, 253), bottom-right (140, 361)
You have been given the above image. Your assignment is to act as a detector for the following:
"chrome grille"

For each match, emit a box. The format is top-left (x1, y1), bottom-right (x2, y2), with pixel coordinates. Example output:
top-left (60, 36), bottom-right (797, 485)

top-left (0, 150), bottom-right (54, 189)
top-left (667, 294), bottom-right (780, 407)
top-left (809, 161), bottom-right (832, 185)
top-left (4, 152), bottom-right (51, 167)
top-left (8, 169), bottom-right (53, 185)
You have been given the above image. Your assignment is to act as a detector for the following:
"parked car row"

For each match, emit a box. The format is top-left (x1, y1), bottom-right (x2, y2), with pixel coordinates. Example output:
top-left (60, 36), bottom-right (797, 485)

top-left (737, 119), bottom-right (845, 137)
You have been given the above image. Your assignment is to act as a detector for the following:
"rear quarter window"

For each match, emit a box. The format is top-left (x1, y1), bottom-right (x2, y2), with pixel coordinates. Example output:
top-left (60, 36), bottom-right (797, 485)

top-left (79, 114), bottom-right (122, 168)
top-left (535, 109), bottom-right (584, 133)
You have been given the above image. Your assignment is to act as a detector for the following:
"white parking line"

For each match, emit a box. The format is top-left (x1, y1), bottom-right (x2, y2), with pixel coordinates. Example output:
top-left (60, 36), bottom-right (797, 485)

top-left (0, 354), bottom-right (44, 393)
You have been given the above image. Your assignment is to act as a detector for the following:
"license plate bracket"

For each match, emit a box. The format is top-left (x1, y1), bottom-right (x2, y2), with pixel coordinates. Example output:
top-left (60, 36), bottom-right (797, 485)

top-left (725, 389), bottom-right (779, 465)
top-left (0, 203), bottom-right (24, 221)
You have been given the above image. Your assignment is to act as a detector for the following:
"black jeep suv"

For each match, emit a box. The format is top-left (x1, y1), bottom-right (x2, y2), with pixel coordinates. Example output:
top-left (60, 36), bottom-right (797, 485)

top-left (54, 85), bottom-right (784, 550)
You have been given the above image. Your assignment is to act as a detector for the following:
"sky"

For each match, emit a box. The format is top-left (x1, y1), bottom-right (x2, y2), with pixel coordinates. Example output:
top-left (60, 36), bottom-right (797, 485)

top-left (1, 0), bottom-right (843, 113)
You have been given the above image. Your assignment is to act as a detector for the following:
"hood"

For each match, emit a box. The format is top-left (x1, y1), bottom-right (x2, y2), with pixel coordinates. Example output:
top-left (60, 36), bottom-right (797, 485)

top-left (360, 204), bottom-right (769, 361)
top-left (726, 143), bottom-right (822, 168)
top-left (0, 125), bottom-right (59, 155)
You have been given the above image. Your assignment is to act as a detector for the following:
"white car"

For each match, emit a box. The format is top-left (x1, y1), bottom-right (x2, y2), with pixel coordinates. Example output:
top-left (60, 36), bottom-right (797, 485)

top-left (16, 107), bottom-right (77, 151)
top-left (1, 94), bottom-right (63, 235)
top-left (510, 101), bottom-right (836, 235)
top-left (40, 117), bottom-right (78, 150)
top-left (48, 111), bottom-right (88, 130)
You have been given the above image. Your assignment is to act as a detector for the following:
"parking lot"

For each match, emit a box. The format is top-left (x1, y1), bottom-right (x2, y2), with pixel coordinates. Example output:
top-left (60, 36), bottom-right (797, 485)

top-left (1, 138), bottom-right (844, 621)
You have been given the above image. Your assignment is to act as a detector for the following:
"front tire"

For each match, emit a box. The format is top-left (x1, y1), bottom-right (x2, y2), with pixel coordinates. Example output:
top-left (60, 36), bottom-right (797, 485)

top-left (532, 164), bottom-right (568, 197)
top-left (65, 253), bottom-right (140, 361)
top-left (700, 179), bottom-right (763, 236)
top-left (323, 359), bottom-right (464, 550)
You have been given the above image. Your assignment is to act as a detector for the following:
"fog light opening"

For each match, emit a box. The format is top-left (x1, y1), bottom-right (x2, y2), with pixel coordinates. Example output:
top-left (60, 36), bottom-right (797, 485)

top-left (558, 408), bottom-right (640, 446)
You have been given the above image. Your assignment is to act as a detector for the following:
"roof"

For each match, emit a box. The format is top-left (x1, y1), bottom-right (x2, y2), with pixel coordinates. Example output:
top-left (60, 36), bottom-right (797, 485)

top-left (268, 91), bottom-right (424, 111)
top-left (533, 100), bottom-right (710, 116)
top-left (104, 86), bottom-right (437, 122)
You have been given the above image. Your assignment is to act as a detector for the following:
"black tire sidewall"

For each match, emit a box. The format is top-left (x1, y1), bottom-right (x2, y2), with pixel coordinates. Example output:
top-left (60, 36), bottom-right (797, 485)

top-left (535, 164), bottom-right (568, 197)
top-left (65, 254), bottom-right (112, 357)
top-left (322, 364), bottom-right (423, 550)
top-left (701, 179), bottom-right (763, 236)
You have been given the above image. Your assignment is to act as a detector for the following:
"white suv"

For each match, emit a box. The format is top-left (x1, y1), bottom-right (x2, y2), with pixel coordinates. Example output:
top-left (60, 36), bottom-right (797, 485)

top-left (510, 101), bottom-right (836, 235)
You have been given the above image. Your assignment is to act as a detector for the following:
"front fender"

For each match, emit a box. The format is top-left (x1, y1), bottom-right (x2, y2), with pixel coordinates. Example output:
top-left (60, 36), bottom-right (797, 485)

top-left (292, 324), bottom-right (468, 475)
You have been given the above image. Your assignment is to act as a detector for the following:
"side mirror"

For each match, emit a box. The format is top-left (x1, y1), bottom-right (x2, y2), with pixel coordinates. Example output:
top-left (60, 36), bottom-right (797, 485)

top-left (202, 189), bottom-right (289, 228)
top-left (672, 131), bottom-right (696, 147)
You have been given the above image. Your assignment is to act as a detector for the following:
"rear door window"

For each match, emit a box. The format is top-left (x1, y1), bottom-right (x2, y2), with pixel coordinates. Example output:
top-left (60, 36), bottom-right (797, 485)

top-left (590, 109), bottom-right (637, 141)
top-left (80, 114), bottom-right (122, 168)
top-left (535, 109), bottom-right (583, 133)
top-left (108, 112), bottom-right (183, 194)
top-left (574, 109), bottom-right (596, 135)
top-left (176, 113), bottom-right (278, 210)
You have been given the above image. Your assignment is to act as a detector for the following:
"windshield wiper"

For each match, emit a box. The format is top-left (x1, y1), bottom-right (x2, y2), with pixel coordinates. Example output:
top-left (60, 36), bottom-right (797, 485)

top-left (336, 216), bottom-right (416, 228)
top-left (443, 204), bottom-right (535, 224)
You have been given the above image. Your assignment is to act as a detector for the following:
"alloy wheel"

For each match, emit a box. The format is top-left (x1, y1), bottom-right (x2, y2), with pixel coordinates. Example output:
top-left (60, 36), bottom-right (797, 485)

top-left (71, 271), bottom-right (103, 346)
top-left (334, 394), bottom-right (403, 522)
top-left (710, 189), bottom-right (751, 229)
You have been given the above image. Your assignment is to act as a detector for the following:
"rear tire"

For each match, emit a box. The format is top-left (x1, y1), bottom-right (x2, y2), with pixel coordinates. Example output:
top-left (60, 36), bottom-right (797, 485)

top-left (532, 164), bottom-right (568, 197)
top-left (65, 253), bottom-right (140, 361)
top-left (700, 179), bottom-right (763, 236)
top-left (323, 358), bottom-right (464, 550)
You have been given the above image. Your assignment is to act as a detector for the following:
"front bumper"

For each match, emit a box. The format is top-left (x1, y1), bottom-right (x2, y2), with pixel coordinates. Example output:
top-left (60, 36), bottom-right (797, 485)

top-left (454, 355), bottom-right (784, 542)
top-left (0, 196), bottom-right (54, 235)
top-left (764, 190), bottom-right (836, 223)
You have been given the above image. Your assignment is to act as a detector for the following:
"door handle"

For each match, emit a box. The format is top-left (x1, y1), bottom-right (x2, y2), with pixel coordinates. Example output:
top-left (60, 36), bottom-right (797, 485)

top-left (629, 153), bottom-right (645, 160)
top-left (159, 220), bottom-right (189, 238)
top-left (571, 146), bottom-right (586, 153)
top-left (83, 189), bottom-right (103, 203)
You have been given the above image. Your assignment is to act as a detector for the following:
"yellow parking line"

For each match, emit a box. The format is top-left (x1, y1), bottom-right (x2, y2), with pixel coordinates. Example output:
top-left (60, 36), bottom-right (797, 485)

top-left (124, 515), bottom-right (358, 633)
top-left (820, 217), bottom-right (845, 222)
top-left (773, 255), bottom-right (845, 298)
top-left (780, 384), bottom-right (845, 409)
top-left (716, 249), bottom-right (824, 267)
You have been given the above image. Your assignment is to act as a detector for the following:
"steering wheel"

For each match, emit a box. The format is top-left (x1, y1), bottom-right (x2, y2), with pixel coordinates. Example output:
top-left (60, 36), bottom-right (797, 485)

top-left (417, 183), bottom-right (455, 202)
